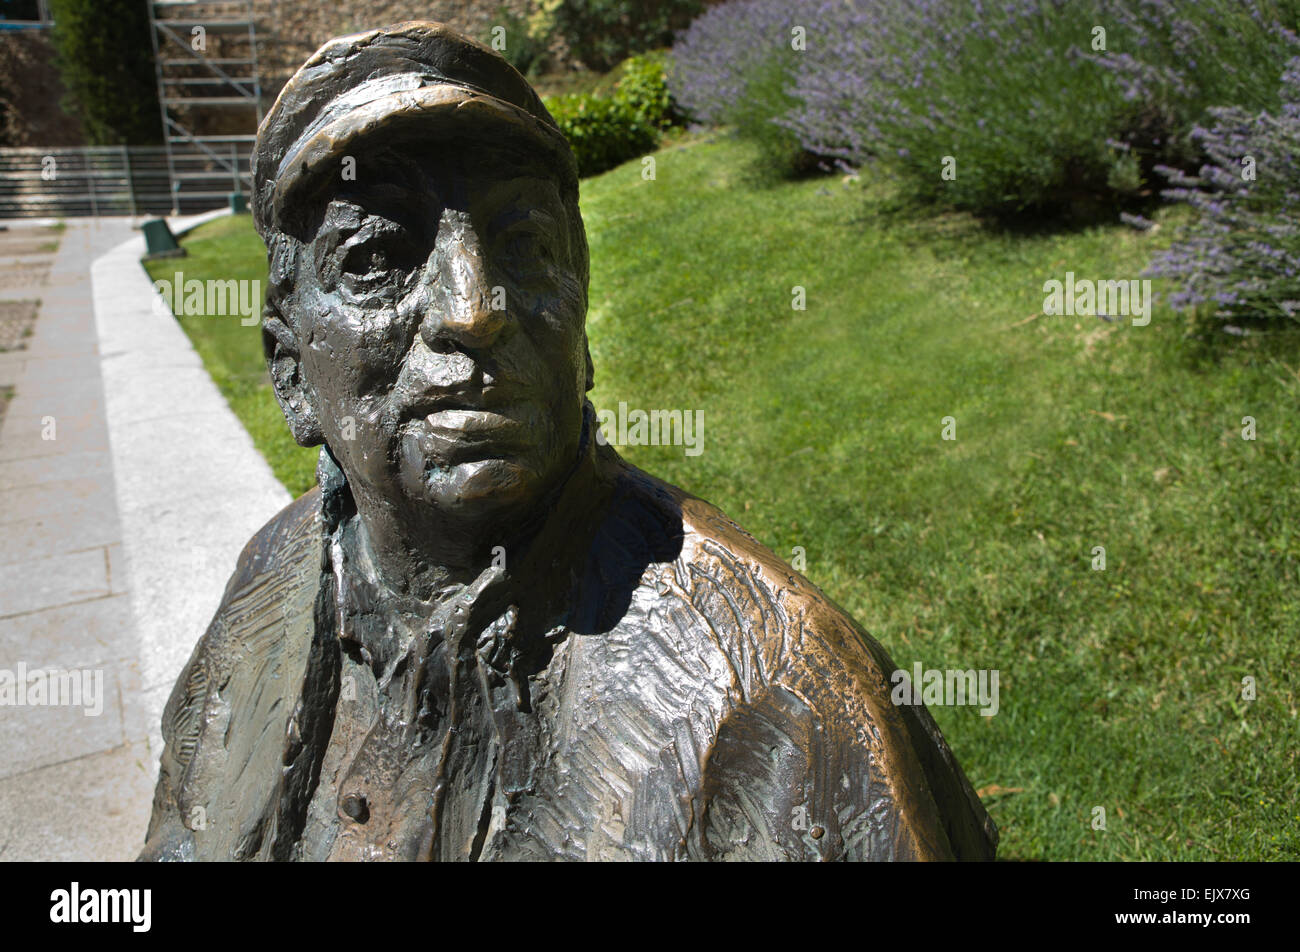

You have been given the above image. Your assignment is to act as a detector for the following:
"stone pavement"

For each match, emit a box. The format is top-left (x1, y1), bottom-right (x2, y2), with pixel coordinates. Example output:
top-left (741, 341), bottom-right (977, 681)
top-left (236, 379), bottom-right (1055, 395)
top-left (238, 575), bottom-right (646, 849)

top-left (0, 215), bottom-right (290, 861)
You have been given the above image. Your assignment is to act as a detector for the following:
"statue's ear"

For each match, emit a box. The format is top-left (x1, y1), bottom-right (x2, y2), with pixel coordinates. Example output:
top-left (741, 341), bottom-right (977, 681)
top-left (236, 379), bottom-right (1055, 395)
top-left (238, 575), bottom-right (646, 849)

top-left (263, 308), bottom-right (324, 446)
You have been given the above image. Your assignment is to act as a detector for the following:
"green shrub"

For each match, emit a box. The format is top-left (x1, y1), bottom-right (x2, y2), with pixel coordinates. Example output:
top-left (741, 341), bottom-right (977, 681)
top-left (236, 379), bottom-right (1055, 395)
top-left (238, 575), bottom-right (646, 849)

top-left (484, 5), bottom-right (551, 78)
top-left (864, 0), bottom-right (1300, 220)
top-left (1143, 59), bottom-right (1300, 331)
top-left (544, 53), bottom-right (680, 179)
top-left (668, 3), bottom-right (820, 179)
top-left (546, 92), bottom-right (658, 178)
top-left (611, 53), bottom-right (680, 130)
top-left (556, 0), bottom-right (703, 72)
top-left (47, 0), bottom-right (161, 145)
top-left (728, 53), bottom-right (818, 180)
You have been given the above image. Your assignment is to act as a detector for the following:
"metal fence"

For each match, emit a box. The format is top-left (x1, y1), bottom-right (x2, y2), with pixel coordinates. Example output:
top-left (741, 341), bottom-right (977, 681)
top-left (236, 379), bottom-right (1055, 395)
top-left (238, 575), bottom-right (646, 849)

top-left (0, 144), bottom-right (250, 219)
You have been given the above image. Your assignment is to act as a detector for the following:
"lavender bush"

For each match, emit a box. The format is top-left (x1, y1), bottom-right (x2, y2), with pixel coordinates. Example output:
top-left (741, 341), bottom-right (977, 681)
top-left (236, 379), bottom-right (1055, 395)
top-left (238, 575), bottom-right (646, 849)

top-left (671, 0), bottom-right (1300, 217)
top-left (1145, 60), bottom-right (1300, 328)
top-left (668, 0), bottom-right (816, 174)
top-left (669, 0), bottom-right (798, 127)
top-left (1089, 0), bottom-right (1300, 126)
top-left (783, 0), bottom-right (1130, 215)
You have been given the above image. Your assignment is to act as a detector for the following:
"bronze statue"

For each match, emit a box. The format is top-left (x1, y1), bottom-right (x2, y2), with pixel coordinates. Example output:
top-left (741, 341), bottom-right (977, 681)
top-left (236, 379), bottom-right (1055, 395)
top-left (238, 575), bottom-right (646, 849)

top-left (140, 22), bottom-right (997, 861)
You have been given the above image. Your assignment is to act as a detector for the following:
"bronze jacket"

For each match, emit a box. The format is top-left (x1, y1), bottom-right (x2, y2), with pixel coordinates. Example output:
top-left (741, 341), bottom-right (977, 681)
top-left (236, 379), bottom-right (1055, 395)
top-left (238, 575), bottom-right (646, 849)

top-left (140, 444), bottom-right (997, 861)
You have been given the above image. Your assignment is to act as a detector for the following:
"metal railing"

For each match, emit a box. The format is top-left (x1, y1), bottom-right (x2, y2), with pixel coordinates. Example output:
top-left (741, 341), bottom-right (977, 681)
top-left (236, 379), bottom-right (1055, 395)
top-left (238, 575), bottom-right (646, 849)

top-left (0, 1), bottom-right (52, 29)
top-left (0, 145), bottom-right (247, 219)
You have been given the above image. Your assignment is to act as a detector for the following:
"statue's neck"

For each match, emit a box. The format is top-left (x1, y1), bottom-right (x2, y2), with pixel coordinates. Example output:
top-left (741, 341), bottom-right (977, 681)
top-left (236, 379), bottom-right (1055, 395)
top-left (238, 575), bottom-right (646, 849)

top-left (325, 407), bottom-right (613, 612)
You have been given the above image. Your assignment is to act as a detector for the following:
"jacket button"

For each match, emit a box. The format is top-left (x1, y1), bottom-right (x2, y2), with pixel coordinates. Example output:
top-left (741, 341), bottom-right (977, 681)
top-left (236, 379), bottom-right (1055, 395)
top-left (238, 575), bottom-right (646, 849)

top-left (341, 794), bottom-right (370, 824)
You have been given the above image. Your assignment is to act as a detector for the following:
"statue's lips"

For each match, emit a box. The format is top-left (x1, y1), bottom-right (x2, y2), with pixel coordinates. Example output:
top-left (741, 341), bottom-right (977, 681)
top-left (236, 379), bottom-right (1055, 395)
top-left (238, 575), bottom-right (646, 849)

top-left (424, 406), bottom-right (525, 436)
top-left (408, 398), bottom-right (541, 461)
top-left (399, 383), bottom-right (519, 418)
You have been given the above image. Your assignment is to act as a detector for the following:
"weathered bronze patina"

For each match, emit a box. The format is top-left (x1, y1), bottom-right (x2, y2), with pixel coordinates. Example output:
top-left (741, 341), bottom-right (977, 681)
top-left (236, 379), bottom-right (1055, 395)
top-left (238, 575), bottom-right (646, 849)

top-left (140, 22), bottom-right (997, 862)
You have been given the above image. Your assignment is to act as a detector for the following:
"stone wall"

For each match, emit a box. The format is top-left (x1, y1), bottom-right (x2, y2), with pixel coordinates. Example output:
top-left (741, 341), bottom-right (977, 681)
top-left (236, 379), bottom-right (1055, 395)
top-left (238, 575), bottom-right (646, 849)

top-left (251, 0), bottom-right (540, 101)
top-left (0, 31), bottom-right (85, 147)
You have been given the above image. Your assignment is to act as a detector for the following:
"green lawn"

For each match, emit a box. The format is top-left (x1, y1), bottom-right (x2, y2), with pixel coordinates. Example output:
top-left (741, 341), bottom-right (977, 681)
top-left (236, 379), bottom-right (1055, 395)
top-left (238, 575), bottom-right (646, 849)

top-left (145, 133), bottom-right (1300, 861)
top-left (144, 214), bottom-right (321, 490)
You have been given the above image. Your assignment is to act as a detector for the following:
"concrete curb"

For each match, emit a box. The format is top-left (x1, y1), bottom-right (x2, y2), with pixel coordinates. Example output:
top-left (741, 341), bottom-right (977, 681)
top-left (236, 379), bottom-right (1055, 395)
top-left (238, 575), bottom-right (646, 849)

top-left (168, 206), bottom-right (233, 238)
top-left (90, 223), bottom-right (290, 761)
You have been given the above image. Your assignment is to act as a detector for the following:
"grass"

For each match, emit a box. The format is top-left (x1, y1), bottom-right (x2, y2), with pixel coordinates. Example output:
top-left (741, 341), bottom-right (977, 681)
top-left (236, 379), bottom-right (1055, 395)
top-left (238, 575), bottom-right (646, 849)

top-left (532, 67), bottom-right (620, 99)
top-left (142, 215), bottom-right (319, 488)
top-left (144, 133), bottom-right (1300, 861)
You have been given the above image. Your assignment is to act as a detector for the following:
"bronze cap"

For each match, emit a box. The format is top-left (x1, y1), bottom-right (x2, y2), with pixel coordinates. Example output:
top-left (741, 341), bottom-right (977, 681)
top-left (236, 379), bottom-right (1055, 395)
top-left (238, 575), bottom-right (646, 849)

top-left (251, 21), bottom-right (576, 238)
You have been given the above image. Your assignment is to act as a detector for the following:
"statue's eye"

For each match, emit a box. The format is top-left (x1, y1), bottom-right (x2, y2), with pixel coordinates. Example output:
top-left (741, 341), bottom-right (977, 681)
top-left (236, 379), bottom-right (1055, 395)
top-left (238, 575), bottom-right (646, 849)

top-left (341, 243), bottom-right (392, 277)
top-left (498, 224), bottom-right (552, 269)
top-left (335, 228), bottom-right (423, 293)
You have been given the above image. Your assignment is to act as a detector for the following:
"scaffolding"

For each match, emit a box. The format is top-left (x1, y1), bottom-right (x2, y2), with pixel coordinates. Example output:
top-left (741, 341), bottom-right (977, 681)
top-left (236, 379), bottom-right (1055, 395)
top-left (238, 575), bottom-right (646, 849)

top-left (0, 1), bottom-right (53, 28)
top-left (147, 0), bottom-right (262, 213)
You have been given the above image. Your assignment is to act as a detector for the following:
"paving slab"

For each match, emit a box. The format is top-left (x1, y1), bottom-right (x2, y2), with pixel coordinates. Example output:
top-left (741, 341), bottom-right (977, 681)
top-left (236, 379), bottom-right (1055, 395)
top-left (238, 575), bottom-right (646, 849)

top-left (0, 449), bottom-right (112, 486)
top-left (0, 739), bottom-right (155, 862)
top-left (0, 547), bottom-right (111, 618)
top-left (0, 212), bottom-right (291, 861)
top-left (0, 660), bottom-right (133, 777)
top-left (0, 593), bottom-right (135, 671)
top-left (0, 475), bottom-right (106, 523)
top-left (0, 501), bottom-right (123, 567)
top-left (0, 404), bottom-right (106, 461)
top-left (0, 220), bottom-right (138, 860)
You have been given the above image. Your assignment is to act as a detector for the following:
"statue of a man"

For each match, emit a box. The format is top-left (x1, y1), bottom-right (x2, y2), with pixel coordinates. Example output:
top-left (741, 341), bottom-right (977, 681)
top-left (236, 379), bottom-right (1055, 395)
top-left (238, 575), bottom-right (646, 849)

top-left (140, 22), bottom-right (997, 862)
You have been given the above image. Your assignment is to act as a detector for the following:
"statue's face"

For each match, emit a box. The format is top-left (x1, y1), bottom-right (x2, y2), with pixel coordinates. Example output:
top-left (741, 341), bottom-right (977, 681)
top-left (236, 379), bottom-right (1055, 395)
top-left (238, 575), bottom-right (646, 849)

top-left (290, 142), bottom-right (588, 525)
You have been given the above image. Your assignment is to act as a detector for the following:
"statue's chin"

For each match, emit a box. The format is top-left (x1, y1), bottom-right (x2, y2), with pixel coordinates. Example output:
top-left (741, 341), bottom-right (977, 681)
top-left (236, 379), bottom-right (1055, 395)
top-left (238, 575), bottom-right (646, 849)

top-left (396, 454), bottom-right (543, 522)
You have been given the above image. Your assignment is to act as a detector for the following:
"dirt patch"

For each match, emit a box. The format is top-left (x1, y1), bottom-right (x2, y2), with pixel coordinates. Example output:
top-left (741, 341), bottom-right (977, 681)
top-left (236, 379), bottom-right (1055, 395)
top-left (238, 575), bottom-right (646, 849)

top-left (1078, 322), bottom-right (1119, 359)
top-left (0, 226), bottom-right (59, 291)
top-left (0, 260), bottom-right (52, 290)
top-left (0, 225), bottom-right (62, 257)
top-left (0, 300), bottom-right (39, 352)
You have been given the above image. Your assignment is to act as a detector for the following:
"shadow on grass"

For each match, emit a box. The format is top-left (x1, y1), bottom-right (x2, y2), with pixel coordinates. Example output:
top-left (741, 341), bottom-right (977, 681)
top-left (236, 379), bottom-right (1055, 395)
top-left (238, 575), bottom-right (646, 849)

top-left (847, 161), bottom-right (1171, 248)
top-left (1176, 319), bottom-right (1300, 371)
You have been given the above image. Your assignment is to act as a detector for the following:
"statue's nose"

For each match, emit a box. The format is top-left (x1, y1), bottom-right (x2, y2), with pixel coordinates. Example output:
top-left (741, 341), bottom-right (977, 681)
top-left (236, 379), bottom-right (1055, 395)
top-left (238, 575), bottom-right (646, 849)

top-left (418, 210), bottom-right (506, 351)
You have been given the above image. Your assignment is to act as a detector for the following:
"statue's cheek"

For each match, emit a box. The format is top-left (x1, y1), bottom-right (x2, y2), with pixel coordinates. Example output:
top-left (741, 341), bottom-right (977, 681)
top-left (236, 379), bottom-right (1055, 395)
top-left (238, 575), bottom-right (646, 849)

top-left (306, 305), bottom-right (407, 390)
top-left (353, 307), bottom-right (410, 362)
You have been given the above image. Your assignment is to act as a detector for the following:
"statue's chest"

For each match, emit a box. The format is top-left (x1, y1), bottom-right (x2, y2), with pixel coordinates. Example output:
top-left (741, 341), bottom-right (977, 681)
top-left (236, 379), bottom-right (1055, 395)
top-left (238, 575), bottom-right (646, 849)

top-left (294, 614), bottom-right (581, 861)
top-left (290, 579), bottom-right (734, 861)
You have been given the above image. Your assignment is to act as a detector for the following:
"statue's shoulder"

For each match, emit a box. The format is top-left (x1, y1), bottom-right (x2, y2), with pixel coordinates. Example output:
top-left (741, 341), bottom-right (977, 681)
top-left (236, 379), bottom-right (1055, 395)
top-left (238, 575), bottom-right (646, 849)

top-left (147, 488), bottom-right (325, 860)
top-left (612, 465), bottom-right (997, 859)
top-left (611, 461), bottom-right (908, 734)
top-left (617, 461), bottom-right (874, 680)
top-left (221, 486), bottom-right (322, 602)
top-left (182, 487), bottom-right (322, 687)
top-left (184, 485), bottom-right (322, 685)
